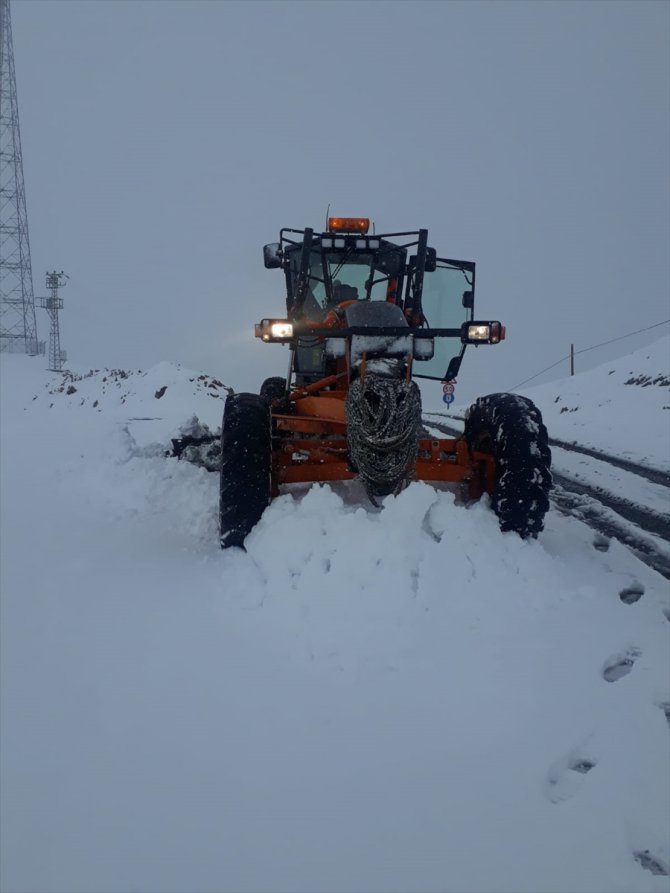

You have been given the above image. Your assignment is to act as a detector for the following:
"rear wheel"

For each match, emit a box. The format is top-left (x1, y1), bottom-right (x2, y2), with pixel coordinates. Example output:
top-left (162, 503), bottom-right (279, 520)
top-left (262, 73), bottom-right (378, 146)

top-left (260, 376), bottom-right (287, 401)
top-left (464, 393), bottom-right (552, 538)
top-left (219, 393), bottom-right (271, 549)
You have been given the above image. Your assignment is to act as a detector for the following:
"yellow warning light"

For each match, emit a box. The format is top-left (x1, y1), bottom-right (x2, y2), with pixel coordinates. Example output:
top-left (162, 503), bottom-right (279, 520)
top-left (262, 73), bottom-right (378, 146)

top-left (327, 217), bottom-right (370, 234)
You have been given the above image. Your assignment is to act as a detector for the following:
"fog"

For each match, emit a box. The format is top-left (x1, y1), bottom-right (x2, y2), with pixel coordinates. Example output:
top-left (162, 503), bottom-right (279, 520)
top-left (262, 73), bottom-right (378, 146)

top-left (12, 0), bottom-right (669, 402)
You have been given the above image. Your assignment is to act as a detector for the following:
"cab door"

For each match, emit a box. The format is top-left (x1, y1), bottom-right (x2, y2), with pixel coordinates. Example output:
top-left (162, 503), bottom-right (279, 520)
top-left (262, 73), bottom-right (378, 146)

top-left (415, 259), bottom-right (475, 380)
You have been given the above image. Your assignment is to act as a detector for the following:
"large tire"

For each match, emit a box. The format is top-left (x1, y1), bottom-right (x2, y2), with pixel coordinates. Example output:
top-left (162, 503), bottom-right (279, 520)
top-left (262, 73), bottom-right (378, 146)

top-left (219, 393), bottom-right (271, 549)
top-left (464, 393), bottom-right (552, 538)
top-left (260, 376), bottom-right (287, 401)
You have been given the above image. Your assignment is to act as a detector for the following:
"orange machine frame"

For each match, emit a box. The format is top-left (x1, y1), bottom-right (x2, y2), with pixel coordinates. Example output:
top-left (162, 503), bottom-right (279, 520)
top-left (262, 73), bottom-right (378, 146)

top-left (269, 370), bottom-right (496, 500)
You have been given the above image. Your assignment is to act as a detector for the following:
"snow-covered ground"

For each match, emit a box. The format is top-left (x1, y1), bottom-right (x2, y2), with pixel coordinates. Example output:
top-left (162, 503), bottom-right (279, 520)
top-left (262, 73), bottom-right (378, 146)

top-left (425, 336), bottom-right (670, 473)
top-left (1, 345), bottom-right (669, 893)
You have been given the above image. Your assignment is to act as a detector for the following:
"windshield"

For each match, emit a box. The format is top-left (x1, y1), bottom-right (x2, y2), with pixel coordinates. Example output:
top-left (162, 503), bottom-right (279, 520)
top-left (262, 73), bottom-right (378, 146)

top-left (289, 248), bottom-right (394, 319)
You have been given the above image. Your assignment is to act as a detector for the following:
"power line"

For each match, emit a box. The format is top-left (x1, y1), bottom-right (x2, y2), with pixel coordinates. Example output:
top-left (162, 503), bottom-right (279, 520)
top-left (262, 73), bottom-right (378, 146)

top-left (572, 319), bottom-right (670, 358)
top-left (508, 354), bottom-right (572, 391)
top-left (508, 319), bottom-right (670, 392)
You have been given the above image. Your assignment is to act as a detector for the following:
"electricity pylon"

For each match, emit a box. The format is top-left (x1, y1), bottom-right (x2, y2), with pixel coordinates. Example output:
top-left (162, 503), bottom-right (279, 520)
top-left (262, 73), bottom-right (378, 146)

top-left (36, 271), bottom-right (66, 371)
top-left (0, 0), bottom-right (41, 355)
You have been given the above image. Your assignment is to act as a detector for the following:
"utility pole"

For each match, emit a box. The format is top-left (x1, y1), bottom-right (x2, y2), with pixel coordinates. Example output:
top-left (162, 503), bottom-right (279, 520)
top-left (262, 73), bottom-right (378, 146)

top-left (36, 271), bottom-right (66, 371)
top-left (570, 343), bottom-right (574, 376)
top-left (0, 0), bottom-right (42, 355)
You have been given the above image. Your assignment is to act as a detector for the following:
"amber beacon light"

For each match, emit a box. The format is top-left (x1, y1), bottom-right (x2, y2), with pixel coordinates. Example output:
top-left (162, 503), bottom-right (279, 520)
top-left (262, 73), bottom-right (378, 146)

top-left (327, 217), bottom-right (370, 234)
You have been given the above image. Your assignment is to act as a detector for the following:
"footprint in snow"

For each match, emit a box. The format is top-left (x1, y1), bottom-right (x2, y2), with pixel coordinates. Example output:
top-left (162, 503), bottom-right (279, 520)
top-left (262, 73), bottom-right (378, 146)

top-left (602, 647), bottom-right (642, 683)
top-left (544, 751), bottom-right (597, 804)
top-left (619, 583), bottom-right (644, 605)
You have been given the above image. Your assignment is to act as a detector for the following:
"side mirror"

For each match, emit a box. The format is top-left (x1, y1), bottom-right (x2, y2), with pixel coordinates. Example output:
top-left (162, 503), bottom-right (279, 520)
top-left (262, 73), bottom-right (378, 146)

top-left (445, 356), bottom-right (462, 381)
top-left (424, 248), bottom-right (437, 273)
top-left (462, 290), bottom-right (474, 309)
top-left (263, 243), bottom-right (282, 269)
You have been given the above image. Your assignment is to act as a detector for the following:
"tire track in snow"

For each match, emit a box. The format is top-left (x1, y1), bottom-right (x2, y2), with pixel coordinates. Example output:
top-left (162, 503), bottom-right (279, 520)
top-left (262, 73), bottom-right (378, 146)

top-left (425, 412), bottom-right (670, 486)
top-left (550, 483), bottom-right (670, 580)
top-left (548, 436), bottom-right (670, 488)
top-left (423, 415), bottom-right (670, 579)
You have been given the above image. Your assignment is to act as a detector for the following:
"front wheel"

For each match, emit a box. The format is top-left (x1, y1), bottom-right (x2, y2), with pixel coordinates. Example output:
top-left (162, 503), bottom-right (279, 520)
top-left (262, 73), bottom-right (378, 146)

top-left (219, 393), bottom-right (271, 549)
top-left (464, 393), bottom-right (552, 538)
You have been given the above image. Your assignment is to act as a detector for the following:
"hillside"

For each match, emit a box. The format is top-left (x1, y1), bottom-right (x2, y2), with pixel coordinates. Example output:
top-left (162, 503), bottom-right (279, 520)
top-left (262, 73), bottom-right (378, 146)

top-left (521, 336), bottom-right (670, 471)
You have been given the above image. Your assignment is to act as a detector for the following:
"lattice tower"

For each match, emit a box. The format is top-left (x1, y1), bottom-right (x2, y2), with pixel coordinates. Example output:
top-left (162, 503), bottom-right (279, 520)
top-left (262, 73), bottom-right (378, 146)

top-left (0, 0), bottom-right (40, 355)
top-left (37, 271), bottom-right (66, 371)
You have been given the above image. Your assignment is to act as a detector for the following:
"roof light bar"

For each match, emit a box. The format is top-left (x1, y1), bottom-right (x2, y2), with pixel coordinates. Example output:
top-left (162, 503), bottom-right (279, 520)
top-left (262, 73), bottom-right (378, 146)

top-left (323, 235), bottom-right (381, 251)
top-left (328, 217), bottom-right (370, 234)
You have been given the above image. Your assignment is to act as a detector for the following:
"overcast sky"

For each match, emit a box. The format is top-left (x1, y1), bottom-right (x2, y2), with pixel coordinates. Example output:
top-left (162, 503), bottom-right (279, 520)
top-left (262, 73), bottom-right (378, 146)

top-left (11, 0), bottom-right (670, 401)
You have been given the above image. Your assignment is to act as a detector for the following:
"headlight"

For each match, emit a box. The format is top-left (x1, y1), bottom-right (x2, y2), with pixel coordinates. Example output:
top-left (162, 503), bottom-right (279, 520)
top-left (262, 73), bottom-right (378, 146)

top-left (271, 322), bottom-right (293, 339)
top-left (461, 321), bottom-right (506, 345)
top-left (254, 319), bottom-right (294, 342)
top-left (467, 324), bottom-right (491, 341)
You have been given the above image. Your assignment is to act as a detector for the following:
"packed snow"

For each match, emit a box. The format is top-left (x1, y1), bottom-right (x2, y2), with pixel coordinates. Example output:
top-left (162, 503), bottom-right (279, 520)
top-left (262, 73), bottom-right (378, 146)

top-left (1, 343), bottom-right (669, 893)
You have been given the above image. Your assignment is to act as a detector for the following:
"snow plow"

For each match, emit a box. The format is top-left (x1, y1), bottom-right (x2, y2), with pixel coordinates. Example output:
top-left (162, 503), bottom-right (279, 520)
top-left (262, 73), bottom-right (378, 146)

top-left (217, 218), bottom-right (551, 548)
